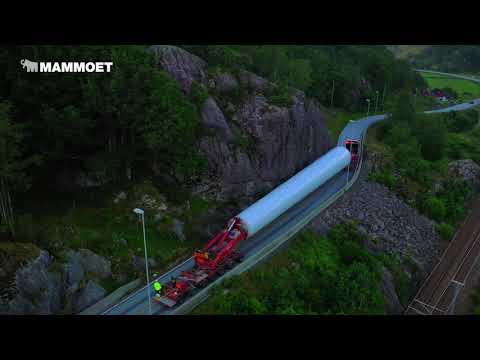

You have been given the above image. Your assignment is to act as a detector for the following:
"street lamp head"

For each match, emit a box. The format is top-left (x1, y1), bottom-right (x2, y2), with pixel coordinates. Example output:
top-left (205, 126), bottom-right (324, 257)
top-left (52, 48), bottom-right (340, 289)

top-left (133, 208), bottom-right (144, 216)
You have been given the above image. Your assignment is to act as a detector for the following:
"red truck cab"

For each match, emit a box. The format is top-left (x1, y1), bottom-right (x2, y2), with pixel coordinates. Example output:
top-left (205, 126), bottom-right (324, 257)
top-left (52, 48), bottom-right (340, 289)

top-left (345, 139), bottom-right (360, 170)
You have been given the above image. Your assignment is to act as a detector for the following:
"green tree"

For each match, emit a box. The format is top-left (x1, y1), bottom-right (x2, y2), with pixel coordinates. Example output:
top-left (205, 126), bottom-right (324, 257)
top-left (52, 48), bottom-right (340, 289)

top-left (285, 58), bottom-right (313, 90)
top-left (437, 222), bottom-right (455, 241)
top-left (413, 115), bottom-right (448, 162)
top-left (0, 101), bottom-right (40, 237)
top-left (0, 45), bottom-right (202, 187)
top-left (390, 91), bottom-right (415, 124)
top-left (334, 262), bottom-right (385, 315)
top-left (422, 196), bottom-right (446, 222)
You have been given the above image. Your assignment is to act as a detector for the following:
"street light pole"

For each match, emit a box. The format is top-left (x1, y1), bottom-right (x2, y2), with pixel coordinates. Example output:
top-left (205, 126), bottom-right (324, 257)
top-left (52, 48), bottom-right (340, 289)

top-left (381, 82), bottom-right (387, 112)
top-left (330, 79), bottom-right (335, 108)
top-left (134, 208), bottom-right (152, 315)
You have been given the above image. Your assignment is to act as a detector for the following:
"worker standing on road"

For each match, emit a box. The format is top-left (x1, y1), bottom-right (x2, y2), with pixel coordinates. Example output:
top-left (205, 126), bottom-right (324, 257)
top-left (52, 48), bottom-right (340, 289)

top-left (153, 281), bottom-right (162, 296)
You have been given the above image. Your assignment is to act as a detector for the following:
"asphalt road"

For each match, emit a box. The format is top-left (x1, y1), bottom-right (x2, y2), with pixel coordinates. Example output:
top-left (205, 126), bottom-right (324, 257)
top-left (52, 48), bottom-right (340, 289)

top-left (99, 98), bottom-right (480, 316)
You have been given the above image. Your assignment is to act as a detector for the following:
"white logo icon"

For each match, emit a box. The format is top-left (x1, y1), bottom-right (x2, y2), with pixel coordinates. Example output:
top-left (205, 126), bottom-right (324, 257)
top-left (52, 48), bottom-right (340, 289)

top-left (20, 59), bottom-right (38, 72)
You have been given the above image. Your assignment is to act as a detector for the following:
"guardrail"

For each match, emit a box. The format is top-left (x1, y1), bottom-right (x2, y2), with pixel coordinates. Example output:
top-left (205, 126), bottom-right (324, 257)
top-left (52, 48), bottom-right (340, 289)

top-left (171, 129), bottom-right (368, 315)
top-left (100, 256), bottom-right (194, 315)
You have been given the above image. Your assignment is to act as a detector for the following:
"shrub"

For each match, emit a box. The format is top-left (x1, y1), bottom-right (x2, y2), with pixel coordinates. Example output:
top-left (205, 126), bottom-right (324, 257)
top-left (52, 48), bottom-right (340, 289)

top-left (438, 180), bottom-right (473, 225)
top-left (437, 222), bottom-right (455, 241)
top-left (422, 196), bottom-right (446, 222)
top-left (265, 82), bottom-right (293, 108)
top-left (446, 110), bottom-right (478, 132)
top-left (369, 170), bottom-right (396, 190)
top-left (189, 81), bottom-right (209, 112)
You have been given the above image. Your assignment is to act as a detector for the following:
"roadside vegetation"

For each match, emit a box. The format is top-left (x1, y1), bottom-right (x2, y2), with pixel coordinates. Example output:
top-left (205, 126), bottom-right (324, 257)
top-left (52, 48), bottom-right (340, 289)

top-left (194, 223), bottom-right (396, 315)
top-left (367, 91), bottom-right (479, 236)
top-left (470, 286), bottom-right (480, 315)
top-left (13, 179), bottom-right (212, 283)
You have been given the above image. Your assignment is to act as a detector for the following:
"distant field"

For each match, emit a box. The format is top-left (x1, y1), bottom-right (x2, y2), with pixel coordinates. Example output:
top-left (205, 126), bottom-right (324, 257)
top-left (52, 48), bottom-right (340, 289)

top-left (389, 45), bottom-right (431, 59)
top-left (420, 72), bottom-right (480, 100)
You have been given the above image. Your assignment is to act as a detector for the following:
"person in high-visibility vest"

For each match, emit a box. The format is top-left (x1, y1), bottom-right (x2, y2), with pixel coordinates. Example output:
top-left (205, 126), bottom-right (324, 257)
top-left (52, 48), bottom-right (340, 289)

top-left (153, 281), bottom-right (162, 296)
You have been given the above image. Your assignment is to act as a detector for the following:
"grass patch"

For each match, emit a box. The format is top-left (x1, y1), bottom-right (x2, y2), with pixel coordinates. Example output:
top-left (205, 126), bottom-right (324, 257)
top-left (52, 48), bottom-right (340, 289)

top-left (420, 73), bottom-right (480, 101)
top-left (13, 181), bottom-right (211, 283)
top-left (323, 108), bottom-right (365, 140)
top-left (194, 223), bottom-right (387, 315)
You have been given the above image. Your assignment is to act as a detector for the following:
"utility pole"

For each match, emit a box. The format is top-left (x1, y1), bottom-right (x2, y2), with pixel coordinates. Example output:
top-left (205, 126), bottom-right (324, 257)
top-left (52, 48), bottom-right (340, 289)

top-left (133, 208), bottom-right (152, 315)
top-left (374, 90), bottom-right (380, 114)
top-left (381, 82), bottom-right (387, 112)
top-left (330, 79), bottom-right (335, 108)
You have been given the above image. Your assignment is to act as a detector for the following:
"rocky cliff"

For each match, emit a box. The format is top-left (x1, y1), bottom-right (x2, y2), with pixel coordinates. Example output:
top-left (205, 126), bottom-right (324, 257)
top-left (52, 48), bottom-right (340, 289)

top-left (0, 244), bottom-right (112, 315)
top-left (149, 45), bottom-right (332, 203)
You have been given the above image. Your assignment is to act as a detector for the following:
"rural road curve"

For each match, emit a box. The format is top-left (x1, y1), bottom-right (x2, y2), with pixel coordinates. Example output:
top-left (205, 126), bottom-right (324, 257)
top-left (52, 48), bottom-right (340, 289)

top-left (97, 97), bottom-right (480, 315)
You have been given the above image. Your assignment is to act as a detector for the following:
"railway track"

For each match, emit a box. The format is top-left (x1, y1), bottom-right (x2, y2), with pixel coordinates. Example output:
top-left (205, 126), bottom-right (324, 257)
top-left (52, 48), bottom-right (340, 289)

top-left (406, 196), bottom-right (480, 315)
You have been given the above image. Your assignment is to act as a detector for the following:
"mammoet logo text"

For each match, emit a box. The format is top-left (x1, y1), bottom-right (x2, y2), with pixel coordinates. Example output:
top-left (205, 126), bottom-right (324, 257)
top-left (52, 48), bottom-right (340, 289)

top-left (20, 59), bottom-right (113, 73)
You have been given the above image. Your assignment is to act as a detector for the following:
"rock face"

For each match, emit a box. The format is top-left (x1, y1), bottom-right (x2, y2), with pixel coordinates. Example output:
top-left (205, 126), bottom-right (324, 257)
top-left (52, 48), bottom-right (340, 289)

top-left (149, 45), bottom-right (207, 93)
top-left (150, 45), bottom-right (333, 202)
top-left (0, 248), bottom-right (112, 315)
top-left (214, 73), bottom-right (239, 94)
top-left (113, 190), bottom-right (127, 204)
top-left (238, 70), bottom-right (269, 92)
top-left (200, 97), bottom-right (233, 140)
top-left (448, 159), bottom-right (480, 189)
top-left (308, 164), bottom-right (443, 309)
top-left (311, 173), bottom-right (442, 273)
top-left (72, 280), bottom-right (106, 313)
top-left (197, 92), bottom-right (332, 201)
top-left (64, 249), bottom-right (111, 295)
top-left (172, 219), bottom-right (186, 242)
top-left (4, 251), bottom-right (63, 315)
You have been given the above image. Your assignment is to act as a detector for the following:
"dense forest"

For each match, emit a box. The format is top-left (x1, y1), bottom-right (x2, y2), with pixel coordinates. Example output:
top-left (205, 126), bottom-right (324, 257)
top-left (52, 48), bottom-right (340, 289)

top-left (369, 92), bottom-right (479, 239)
top-left (0, 45), bottom-right (424, 241)
top-left (408, 45), bottom-right (480, 74)
top-left (0, 46), bottom-right (206, 239)
top-left (182, 45), bottom-right (426, 110)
